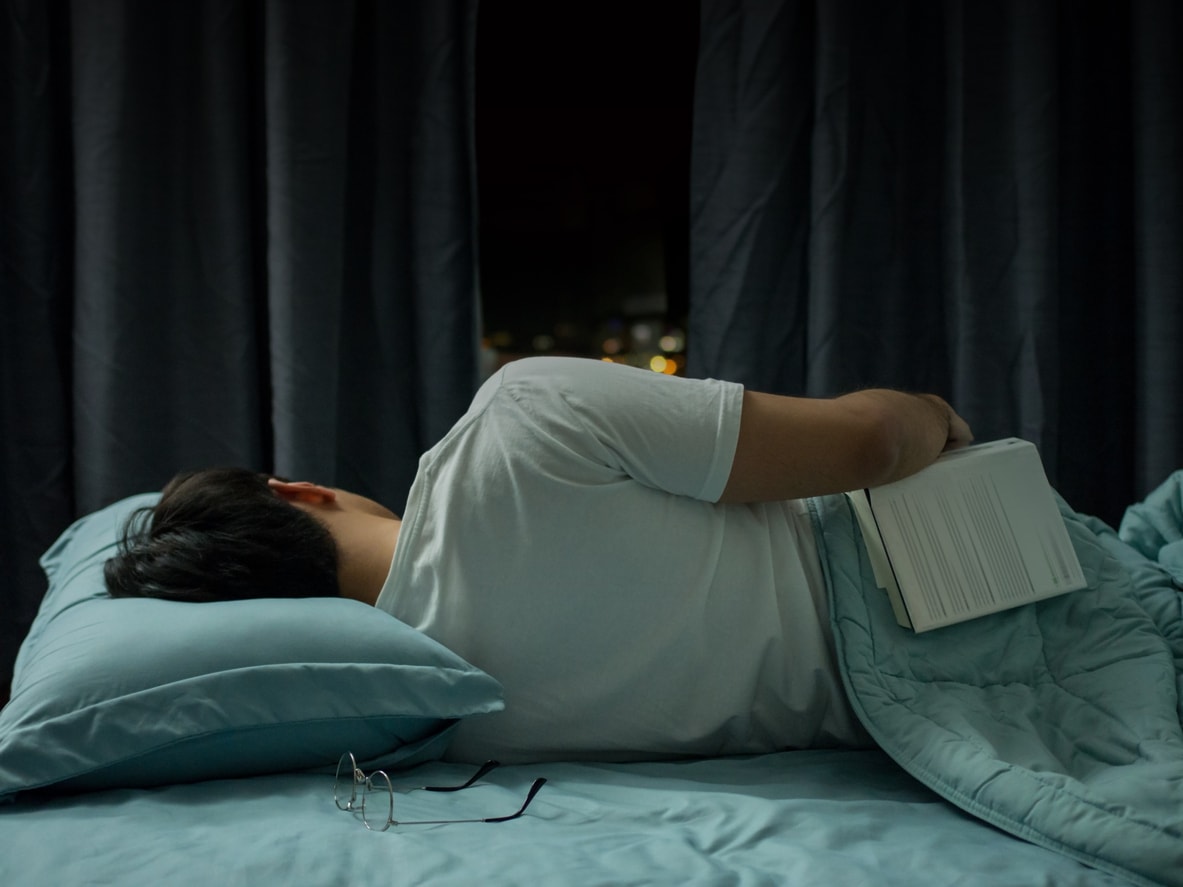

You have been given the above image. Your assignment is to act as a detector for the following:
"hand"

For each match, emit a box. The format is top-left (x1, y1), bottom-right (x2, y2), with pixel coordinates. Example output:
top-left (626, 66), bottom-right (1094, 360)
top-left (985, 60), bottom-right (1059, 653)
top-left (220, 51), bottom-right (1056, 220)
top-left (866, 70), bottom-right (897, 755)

top-left (920, 394), bottom-right (974, 452)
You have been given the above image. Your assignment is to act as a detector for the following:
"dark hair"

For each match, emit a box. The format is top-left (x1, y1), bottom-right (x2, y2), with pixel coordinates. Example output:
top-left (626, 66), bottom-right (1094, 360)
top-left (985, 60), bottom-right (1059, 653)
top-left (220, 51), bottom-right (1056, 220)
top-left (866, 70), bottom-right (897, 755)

top-left (104, 467), bottom-right (340, 602)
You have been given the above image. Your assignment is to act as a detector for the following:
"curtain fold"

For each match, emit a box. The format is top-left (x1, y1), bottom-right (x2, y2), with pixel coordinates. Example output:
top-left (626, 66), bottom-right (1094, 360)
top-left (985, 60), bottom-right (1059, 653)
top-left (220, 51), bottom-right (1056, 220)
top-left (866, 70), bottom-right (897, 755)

top-left (689, 0), bottom-right (1183, 526)
top-left (1131, 0), bottom-right (1183, 496)
top-left (1, 0), bottom-right (76, 694)
top-left (1, 0), bottom-right (480, 692)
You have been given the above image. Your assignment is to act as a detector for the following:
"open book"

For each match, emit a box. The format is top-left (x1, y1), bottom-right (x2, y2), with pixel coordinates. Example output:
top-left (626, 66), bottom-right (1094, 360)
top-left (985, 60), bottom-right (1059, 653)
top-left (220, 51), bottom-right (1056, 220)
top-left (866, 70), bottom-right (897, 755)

top-left (845, 438), bottom-right (1087, 632)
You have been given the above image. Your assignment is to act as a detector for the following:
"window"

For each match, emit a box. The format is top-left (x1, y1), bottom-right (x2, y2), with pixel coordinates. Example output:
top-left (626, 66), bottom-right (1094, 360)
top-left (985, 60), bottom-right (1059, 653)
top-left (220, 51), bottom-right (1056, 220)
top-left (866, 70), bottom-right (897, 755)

top-left (476, 1), bottom-right (698, 374)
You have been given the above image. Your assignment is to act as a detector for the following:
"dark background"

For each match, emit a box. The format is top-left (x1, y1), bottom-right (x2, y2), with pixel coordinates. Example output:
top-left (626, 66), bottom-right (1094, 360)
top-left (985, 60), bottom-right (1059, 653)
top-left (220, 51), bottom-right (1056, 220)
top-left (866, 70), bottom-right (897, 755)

top-left (3, 0), bottom-right (1181, 706)
top-left (476, 1), bottom-right (698, 359)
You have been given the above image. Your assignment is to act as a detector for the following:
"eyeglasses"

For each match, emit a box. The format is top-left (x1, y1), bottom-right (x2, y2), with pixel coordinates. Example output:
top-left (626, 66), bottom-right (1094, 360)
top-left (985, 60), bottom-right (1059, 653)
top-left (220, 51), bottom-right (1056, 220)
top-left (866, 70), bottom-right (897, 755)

top-left (333, 752), bottom-right (547, 831)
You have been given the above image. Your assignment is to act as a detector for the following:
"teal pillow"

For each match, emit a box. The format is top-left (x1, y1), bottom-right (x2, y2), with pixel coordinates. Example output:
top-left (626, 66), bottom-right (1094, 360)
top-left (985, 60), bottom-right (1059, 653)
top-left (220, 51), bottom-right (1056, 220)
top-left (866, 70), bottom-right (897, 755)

top-left (0, 494), bottom-right (504, 800)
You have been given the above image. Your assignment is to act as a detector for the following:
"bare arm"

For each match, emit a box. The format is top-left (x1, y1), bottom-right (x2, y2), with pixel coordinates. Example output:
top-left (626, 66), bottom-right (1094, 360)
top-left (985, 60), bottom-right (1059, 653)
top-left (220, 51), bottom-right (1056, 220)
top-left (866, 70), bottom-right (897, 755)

top-left (716, 388), bottom-right (973, 504)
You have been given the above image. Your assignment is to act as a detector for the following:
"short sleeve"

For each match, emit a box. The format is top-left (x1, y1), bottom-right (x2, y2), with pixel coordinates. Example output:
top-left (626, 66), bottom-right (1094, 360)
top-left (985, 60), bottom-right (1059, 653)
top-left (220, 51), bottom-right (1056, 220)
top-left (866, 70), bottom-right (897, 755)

top-left (492, 357), bottom-right (744, 502)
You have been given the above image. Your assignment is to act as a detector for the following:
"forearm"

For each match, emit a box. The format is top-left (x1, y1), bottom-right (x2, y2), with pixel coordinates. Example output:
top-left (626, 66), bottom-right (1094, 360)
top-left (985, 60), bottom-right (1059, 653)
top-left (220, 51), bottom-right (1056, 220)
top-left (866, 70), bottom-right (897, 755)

top-left (840, 388), bottom-right (970, 484)
top-left (717, 387), bottom-right (972, 504)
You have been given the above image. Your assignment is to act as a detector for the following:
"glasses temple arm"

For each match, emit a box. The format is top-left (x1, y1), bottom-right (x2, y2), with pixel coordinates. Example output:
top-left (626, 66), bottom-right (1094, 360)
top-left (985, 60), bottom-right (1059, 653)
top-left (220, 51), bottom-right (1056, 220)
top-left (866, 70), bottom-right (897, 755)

top-left (481, 777), bottom-right (548, 823)
top-left (423, 760), bottom-right (502, 792)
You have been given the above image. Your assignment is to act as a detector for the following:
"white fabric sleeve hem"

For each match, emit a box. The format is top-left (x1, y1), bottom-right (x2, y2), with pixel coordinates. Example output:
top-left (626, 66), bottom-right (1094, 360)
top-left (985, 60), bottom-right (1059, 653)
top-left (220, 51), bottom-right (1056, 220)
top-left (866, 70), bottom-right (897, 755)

top-left (695, 379), bottom-right (744, 503)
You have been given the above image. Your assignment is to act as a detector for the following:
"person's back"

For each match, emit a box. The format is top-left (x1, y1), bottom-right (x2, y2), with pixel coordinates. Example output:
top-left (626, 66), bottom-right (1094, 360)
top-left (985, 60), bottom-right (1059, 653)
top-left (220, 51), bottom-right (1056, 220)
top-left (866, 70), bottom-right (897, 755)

top-left (106, 356), bottom-right (971, 763)
top-left (376, 357), bottom-right (866, 762)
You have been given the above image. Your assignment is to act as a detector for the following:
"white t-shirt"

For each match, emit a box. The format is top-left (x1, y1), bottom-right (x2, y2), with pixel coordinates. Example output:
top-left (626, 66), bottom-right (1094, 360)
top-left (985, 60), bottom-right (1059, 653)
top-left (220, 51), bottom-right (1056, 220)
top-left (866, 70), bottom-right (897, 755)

top-left (376, 357), bottom-right (866, 763)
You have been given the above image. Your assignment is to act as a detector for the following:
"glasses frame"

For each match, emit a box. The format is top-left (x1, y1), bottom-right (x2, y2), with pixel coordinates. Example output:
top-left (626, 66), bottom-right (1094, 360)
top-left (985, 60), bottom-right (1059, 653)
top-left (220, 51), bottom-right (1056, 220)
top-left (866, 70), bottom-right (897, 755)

top-left (333, 753), bottom-right (547, 831)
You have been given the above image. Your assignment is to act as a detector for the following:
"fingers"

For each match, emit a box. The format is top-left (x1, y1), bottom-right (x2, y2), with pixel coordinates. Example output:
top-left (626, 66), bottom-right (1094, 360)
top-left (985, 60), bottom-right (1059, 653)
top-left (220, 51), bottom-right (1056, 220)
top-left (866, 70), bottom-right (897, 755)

top-left (919, 394), bottom-right (973, 452)
top-left (932, 398), bottom-right (973, 450)
top-left (946, 411), bottom-right (974, 450)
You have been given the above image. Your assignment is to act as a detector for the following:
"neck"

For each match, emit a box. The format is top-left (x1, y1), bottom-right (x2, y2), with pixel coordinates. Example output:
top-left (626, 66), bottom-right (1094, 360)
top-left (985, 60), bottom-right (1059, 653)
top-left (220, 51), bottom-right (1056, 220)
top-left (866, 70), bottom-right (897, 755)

top-left (322, 511), bottom-right (401, 607)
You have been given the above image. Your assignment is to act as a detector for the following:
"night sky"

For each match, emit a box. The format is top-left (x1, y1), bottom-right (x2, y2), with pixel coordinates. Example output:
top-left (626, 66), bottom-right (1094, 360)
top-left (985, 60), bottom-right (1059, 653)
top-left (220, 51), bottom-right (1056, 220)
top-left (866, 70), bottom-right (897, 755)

top-left (476, 2), bottom-right (698, 356)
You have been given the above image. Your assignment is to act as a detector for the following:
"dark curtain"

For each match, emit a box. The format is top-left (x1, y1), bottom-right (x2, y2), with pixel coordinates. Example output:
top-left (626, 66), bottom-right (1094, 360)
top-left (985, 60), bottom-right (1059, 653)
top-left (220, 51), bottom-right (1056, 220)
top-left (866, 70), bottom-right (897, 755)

top-left (1, 0), bottom-right (480, 692)
top-left (689, 0), bottom-right (1183, 527)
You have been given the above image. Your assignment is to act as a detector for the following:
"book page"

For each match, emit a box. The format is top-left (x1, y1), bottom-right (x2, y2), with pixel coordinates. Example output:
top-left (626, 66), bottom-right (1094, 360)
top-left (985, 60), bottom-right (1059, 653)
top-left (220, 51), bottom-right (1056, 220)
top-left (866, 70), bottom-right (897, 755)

top-left (845, 490), bottom-right (912, 626)
top-left (867, 440), bottom-right (1085, 632)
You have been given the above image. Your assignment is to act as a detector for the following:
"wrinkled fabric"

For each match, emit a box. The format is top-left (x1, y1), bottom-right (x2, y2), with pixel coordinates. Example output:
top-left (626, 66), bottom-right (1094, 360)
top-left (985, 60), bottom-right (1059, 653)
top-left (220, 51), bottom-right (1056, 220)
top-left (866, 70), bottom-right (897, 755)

top-left (0, 753), bottom-right (1129, 885)
top-left (1120, 471), bottom-right (1183, 587)
top-left (811, 477), bottom-right (1183, 887)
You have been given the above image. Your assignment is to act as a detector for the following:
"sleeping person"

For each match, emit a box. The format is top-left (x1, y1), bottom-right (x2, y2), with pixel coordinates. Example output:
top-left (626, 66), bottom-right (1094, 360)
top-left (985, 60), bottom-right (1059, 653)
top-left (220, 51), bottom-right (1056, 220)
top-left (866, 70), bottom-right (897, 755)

top-left (103, 356), bottom-right (973, 764)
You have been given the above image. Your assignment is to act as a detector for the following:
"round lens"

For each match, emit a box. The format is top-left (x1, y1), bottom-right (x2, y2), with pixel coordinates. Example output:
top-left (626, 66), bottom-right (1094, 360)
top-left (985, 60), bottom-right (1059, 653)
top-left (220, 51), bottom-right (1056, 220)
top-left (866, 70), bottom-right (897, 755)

top-left (361, 771), bottom-right (394, 831)
top-left (333, 753), bottom-right (358, 811)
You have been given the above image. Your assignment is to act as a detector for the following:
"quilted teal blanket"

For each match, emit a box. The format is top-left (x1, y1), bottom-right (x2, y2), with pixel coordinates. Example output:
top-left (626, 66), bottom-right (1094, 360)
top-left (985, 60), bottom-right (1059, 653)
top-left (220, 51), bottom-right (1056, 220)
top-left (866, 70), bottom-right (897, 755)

top-left (811, 472), bottom-right (1183, 887)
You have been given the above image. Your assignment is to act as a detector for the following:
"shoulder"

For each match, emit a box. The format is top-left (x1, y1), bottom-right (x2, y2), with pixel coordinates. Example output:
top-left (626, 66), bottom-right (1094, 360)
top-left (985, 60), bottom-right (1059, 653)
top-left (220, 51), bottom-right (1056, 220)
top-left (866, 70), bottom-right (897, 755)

top-left (424, 358), bottom-right (595, 460)
top-left (493, 355), bottom-right (742, 406)
top-left (473, 356), bottom-right (632, 418)
top-left (492, 356), bottom-right (621, 391)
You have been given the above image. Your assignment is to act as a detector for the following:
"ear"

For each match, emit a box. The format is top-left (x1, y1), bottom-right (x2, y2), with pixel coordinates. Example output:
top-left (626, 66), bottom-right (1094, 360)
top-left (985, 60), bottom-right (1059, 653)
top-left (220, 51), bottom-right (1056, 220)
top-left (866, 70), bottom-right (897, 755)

top-left (267, 479), bottom-right (339, 506)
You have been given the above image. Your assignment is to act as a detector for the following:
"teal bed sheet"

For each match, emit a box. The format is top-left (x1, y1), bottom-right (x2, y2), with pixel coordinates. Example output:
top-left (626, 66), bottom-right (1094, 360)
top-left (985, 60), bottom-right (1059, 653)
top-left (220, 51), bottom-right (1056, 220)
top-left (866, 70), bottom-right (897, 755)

top-left (0, 751), bottom-right (1126, 886)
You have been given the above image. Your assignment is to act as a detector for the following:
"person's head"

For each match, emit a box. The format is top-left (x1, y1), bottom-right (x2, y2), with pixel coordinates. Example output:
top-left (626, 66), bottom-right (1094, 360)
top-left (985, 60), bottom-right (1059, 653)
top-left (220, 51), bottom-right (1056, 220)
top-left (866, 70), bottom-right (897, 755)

top-left (104, 468), bottom-right (340, 603)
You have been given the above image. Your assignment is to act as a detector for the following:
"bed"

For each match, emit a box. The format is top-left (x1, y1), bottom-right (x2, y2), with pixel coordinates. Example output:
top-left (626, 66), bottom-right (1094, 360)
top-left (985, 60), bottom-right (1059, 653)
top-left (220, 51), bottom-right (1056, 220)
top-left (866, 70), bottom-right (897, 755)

top-left (2, 477), bottom-right (1180, 887)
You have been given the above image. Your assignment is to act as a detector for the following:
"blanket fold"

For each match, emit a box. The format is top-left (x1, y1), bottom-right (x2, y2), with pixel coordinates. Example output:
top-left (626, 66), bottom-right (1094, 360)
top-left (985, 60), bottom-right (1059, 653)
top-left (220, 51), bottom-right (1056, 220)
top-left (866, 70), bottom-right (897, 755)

top-left (811, 477), bottom-right (1183, 887)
